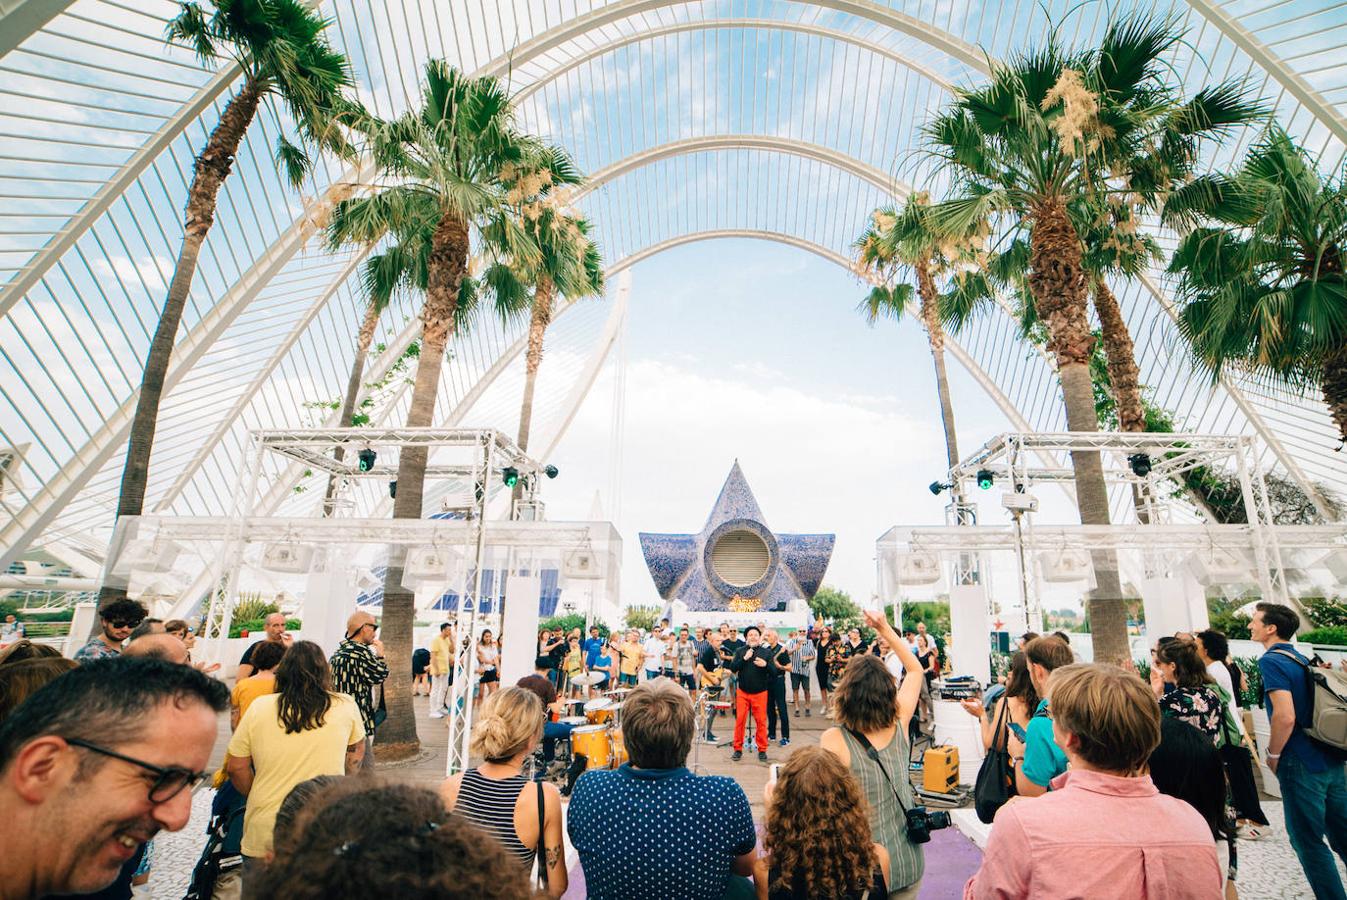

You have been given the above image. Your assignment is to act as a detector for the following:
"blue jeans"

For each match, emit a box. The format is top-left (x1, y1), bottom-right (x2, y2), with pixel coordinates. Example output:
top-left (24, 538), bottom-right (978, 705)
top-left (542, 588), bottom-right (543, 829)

top-left (542, 721), bottom-right (574, 763)
top-left (1276, 753), bottom-right (1347, 900)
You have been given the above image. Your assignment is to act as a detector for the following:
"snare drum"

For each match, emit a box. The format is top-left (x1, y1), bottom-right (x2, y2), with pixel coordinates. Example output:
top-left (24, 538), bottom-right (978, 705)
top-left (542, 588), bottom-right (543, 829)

top-left (610, 728), bottom-right (628, 768)
top-left (560, 716), bottom-right (588, 727)
top-left (570, 724), bottom-right (611, 769)
top-left (585, 696), bottom-right (615, 725)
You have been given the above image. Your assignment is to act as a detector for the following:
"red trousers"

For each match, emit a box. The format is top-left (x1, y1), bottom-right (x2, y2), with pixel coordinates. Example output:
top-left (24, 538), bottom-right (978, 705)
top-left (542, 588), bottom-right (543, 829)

top-left (734, 689), bottom-right (768, 752)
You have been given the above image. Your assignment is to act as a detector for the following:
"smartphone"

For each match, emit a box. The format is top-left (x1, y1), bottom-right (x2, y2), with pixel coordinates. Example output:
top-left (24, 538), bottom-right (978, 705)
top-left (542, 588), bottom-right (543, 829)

top-left (769, 763), bottom-right (780, 780)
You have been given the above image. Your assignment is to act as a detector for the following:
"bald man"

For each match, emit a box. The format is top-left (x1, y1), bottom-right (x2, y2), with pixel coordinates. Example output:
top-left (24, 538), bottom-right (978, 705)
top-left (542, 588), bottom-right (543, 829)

top-left (329, 610), bottom-right (388, 769)
top-left (235, 612), bottom-right (293, 680)
top-left (123, 632), bottom-right (190, 666)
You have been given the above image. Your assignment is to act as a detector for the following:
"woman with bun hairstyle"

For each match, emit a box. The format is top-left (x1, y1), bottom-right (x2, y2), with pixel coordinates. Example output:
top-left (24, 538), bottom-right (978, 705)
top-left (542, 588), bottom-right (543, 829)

top-left (439, 686), bottom-right (567, 896)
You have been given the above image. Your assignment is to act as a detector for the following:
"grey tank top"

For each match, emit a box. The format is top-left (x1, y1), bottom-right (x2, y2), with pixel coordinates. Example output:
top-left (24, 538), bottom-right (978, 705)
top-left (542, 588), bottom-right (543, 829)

top-left (839, 727), bottom-right (925, 891)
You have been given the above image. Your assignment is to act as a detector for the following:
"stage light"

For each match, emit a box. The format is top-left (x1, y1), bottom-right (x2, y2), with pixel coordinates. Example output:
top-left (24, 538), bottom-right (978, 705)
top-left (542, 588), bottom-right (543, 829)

top-left (502, 467), bottom-right (519, 488)
top-left (357, 447), bottom-right (377, 472)
top-left (388, 480), bottom-right (397, 499)
top-left (976, 469), bottom-right (995, 490)
top-left (929, 481), bottom-right (946, 496)
top-left (544, 464), bottom-right (559, 479)
top-left (1128, 453), bottom-right (1152, 477)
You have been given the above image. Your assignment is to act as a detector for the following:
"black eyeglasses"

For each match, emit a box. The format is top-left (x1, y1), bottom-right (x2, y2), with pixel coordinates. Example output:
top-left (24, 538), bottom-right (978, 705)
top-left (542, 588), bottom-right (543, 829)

top-left (107, 619), bottom-right (141, 629)
top-left (66, 738), bottom-right (208, 803)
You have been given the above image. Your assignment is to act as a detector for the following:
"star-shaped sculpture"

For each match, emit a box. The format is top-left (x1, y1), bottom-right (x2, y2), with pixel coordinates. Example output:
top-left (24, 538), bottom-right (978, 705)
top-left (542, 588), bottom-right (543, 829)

top-left (639, 461), bottom-right (835, 612)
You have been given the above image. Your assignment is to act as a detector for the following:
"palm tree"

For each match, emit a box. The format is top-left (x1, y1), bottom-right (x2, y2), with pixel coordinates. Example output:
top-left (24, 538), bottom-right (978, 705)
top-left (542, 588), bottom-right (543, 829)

top-left (486, 153), bottom-right (604, 464)
top-left (101, 0), bottom-right (355, 606)
top-left (854, 196), bottom-right (974, 484)
top-left (320, 260), bottom-right (394, 516)
top-left (923, 13), bottom-right (1259, 663)
top-left (325, 62), bottom-right (540, 754)
top-left (1165, 126), bottom-right (1347, 444)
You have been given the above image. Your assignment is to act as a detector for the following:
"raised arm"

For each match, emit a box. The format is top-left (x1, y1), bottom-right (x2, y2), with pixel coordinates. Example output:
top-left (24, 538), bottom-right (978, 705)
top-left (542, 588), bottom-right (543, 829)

top-left (863, 609), bottom-right (923, 730)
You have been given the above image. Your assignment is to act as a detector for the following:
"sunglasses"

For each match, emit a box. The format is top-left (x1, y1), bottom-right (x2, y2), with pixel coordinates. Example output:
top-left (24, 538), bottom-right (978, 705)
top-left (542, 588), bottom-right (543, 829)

top-left (107, 620), bottom-right (141, 629)
top-left (66, 738), bottom-right (207, 803)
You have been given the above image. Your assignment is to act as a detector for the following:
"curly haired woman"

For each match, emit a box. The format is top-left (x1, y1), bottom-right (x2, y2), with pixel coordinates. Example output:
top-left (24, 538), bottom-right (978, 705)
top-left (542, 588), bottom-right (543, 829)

top-left (756, 746), bottom-right (888, 899)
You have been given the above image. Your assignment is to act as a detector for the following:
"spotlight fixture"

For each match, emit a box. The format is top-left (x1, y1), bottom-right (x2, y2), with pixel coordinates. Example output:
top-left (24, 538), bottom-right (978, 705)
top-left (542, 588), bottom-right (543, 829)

top-left (388, 480), bottom-right (397, 499)
top-left (357, 447), bottom-right (377, 472)
top-left (502, 466), bottom-right (519, 488)
top-left (976, 469), bottom-right (995, 490)
top-left (929, 481), bottom-right (948, 496)
top-left (544, 464), bottom-right (559, 479)
top-left (1128, 453), bottom-right (1152, 478)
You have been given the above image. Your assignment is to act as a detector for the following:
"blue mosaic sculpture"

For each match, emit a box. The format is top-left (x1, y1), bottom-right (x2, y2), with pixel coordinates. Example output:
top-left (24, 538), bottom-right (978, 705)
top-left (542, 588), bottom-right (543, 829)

top-left (639, 461), bottom-right (835, 612)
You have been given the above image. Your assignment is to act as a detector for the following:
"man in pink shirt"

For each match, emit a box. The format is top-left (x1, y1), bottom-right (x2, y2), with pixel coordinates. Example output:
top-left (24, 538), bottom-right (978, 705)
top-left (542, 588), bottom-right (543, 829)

top-left (965, 663), bottom-right (1222, 900)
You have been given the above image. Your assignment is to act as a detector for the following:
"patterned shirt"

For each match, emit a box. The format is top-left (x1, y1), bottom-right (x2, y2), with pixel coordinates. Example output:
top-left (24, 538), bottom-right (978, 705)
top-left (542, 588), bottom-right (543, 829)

top-left (1159, 684), bottom-right (1227, 746)
top-left (74, 637), bottom-right (120, 661)
top-left (568, 765), bottom-right (755, 900)
top-left (329, 639), bottom-right (389, 735)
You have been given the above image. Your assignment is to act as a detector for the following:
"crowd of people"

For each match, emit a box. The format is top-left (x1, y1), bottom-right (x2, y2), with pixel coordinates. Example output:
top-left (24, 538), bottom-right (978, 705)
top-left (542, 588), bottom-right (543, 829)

top-left (2, 599), bottom-right (1346, 899)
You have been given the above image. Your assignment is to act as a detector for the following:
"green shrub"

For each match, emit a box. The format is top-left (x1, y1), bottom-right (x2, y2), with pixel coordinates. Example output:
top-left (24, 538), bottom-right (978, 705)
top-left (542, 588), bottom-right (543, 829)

top-left (539, 613), bottom-right (609, 638)
top-left (229, 617), bottom-right (300, 639)
top-left (232, 594), bottom-right (279, 623)
top-left (1303, 597), bottom-right (1347, 629)
top-left (1298, 625), bottom-right (1347, 647)
top-left (622, 605), bottom-right (661, 632)
top-left (1234, 657), bottom-right (1263, 708)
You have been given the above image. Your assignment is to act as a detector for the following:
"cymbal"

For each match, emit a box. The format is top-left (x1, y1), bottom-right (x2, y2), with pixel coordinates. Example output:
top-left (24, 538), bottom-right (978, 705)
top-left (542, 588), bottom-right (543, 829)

top-left (569, 672), bottom-right (606, 686)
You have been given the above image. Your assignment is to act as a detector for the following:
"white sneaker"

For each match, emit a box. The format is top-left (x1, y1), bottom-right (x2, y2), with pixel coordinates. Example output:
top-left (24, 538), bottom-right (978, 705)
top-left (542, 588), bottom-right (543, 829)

top-left (1237, 823), bottom-right (1271, 841)
top-left (429, 712), bottom-right (446, 719)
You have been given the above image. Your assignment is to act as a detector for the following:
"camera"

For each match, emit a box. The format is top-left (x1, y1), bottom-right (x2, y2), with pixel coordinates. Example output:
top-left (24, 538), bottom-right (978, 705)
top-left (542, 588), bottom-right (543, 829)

top-left (904, 805), bottom-right (952, 844)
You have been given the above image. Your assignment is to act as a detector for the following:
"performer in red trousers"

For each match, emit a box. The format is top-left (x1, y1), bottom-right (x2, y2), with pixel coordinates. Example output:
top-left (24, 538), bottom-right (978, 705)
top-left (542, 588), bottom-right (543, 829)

top-left (728, 625), bottom-right (772, 762)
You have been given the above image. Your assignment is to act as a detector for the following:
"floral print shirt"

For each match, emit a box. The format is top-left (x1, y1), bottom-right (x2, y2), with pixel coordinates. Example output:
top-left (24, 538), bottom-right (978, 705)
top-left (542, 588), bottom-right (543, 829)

top-left (1159, 685), bottom-right (1225, 744)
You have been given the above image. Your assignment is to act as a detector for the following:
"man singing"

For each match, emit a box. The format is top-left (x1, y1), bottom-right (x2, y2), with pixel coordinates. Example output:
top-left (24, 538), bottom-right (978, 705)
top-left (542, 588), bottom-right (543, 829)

top-left (728, 626), bottom-right (771, 763)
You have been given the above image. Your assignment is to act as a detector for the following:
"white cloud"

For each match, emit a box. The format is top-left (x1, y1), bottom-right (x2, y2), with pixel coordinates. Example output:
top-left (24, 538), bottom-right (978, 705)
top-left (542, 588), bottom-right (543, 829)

top-left (544, 353), bottom-right (947, 609)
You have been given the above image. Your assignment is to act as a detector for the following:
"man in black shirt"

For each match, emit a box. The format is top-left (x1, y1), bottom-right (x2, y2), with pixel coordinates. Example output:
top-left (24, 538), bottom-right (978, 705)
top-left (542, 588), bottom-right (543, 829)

top-left (762, 629), bottom-right (792, 746)
top-left (720, 626), bottom-right (744, 704)
top-left (695, 631), bottom-right (726, 741)
top-left (727, 626), bottom-right (771, 762)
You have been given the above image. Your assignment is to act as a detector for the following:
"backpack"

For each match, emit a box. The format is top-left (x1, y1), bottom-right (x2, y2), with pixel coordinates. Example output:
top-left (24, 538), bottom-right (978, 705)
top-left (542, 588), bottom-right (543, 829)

top-left (1273, 650), bottom-right (1347, 753)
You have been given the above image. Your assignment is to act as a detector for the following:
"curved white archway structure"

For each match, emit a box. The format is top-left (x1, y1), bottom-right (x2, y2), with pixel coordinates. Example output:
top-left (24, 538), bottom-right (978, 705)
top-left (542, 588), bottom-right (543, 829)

top-left (2, 0), bottom-right (1346, 574)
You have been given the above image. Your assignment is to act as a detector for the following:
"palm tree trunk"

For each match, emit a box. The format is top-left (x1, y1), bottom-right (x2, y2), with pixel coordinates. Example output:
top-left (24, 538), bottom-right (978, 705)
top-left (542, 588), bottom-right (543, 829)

top-left (97, 80), bottom-right (262, 611)
top-left (917, 260), bottom-right (961, 475)
top-left (323, 301), bottom-right (382, 516)
top-left (1091, 276), bottom-right (1154, 524)
top-left (1029, 198), bottom-right (1129, 665)
top-left (511, 276), bottom-right (553, 511)
top-left (376, 213), bottom-right (470, 756)
top-left (1322, 345), bottom-right (1347, 447)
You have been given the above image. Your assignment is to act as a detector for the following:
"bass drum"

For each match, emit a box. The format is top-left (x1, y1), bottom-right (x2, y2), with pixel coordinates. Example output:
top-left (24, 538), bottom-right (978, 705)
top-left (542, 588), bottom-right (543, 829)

top-left (610, 728), bottom-right (628, 768)
top-left (570, 724), bottom-right (611, 769)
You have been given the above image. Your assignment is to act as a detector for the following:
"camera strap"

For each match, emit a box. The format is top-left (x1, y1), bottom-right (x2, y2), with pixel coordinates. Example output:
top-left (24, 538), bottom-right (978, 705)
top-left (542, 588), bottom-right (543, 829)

top-left (846, 728), bottom-right (913, 815)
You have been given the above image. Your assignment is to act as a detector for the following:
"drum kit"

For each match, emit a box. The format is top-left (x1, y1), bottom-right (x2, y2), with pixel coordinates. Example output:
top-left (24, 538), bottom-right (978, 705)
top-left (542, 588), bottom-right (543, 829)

top-left (561, 687), bottom-right (632, 770)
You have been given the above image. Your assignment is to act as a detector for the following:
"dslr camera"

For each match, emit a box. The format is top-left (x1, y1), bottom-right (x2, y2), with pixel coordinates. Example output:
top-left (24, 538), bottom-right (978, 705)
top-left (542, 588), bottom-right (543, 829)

top-left (904, 805), bottom-right (952, 844)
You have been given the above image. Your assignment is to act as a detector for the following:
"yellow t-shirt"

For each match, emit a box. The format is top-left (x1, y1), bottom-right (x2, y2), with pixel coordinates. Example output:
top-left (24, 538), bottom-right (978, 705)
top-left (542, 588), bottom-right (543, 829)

top-left (429, 634), bottom-right (451, 676)
top-left (226, 692), bottom-right (365, 857)
top-left (231, 674), bottom-right (276, 721)
top-left (620, 641), bottom-right (643, 676)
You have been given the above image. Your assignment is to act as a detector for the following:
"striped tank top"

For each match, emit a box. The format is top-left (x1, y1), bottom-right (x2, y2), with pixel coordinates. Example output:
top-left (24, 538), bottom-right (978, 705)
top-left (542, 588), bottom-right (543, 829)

top-left (839, 727), bottom-right (924, 893)
top-left (455, 769), bottom-right (534, 866)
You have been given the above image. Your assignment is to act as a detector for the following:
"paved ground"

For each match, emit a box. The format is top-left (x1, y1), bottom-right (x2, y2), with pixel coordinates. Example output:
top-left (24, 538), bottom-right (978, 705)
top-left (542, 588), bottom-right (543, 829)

top-left (144, 692), bottom-right (1344, 899)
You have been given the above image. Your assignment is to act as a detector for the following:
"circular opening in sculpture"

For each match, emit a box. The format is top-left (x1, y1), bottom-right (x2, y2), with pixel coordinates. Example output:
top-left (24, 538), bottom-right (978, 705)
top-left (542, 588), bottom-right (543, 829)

top-left (710, 529), bottom-right (771, 587)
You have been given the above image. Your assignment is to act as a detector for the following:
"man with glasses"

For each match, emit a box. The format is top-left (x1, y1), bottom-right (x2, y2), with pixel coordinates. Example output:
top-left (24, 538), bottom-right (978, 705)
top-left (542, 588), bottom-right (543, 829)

top-left (0, 657), bottom-right (227, 899)
top-left (329, 610), bottom-right (388, 769)
top-left (75, 598), bottom-right (148, 662)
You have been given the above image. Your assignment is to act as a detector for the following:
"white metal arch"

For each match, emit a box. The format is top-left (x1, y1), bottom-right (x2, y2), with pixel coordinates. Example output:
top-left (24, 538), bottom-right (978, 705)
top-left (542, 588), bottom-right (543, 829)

top-left (509, 18), bottom-right (955, 104)
top-left (478, 0), bottom-right (990, 81)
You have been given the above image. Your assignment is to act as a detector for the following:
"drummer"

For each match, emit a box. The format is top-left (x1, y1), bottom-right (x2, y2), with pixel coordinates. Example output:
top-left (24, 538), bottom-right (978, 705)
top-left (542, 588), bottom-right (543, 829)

top-left (520, 659), bottom-right (576, 766)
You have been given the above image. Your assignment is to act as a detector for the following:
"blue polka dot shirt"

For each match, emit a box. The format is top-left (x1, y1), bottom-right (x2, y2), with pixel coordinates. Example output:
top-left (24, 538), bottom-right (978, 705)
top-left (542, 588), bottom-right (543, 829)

top-left (567, 764), bottom-right (757, 900)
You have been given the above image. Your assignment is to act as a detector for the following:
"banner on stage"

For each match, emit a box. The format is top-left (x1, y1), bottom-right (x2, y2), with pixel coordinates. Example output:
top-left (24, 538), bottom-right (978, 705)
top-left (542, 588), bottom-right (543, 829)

top-left (668, 609), bottom-right (809, 632)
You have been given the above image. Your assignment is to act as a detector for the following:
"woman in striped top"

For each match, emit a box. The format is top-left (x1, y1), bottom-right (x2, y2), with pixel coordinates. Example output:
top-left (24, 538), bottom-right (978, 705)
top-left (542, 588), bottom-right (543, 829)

top-left (440, 687), bottom-right (568, 897)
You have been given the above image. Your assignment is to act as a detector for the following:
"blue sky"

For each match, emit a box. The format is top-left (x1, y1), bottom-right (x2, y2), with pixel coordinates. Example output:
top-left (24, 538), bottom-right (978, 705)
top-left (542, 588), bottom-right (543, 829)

top-left (542, 236), bottom-right (1021, 610)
